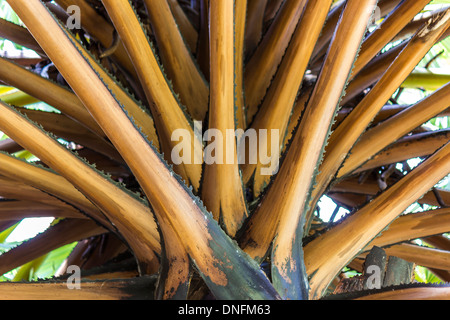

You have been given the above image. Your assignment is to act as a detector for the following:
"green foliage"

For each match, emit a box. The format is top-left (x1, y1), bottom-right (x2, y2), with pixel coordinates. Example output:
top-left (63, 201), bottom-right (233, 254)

top-left (13, 150), bottom-right (38, 161)
top-left (426, 116), bottom-right (450, 130)
top-left (0, 223), bottom-right (77, 281)
top-left (415, 265), bottom-right (444, 284)
top-left (24, 101), bottom-right (61, 114)
top-left (341, 267), bottom-right (361, 278)
top-left (0, 226), bottom-right (21, 280)
top-left (0, 0), bottom-right (24, 51)
top-left (0, 222), bottom-right (18, 243)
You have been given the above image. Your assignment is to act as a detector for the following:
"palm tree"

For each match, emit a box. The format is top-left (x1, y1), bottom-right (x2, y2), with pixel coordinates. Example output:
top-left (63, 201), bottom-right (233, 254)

top-left (0, 0), bottom-right (449, 300)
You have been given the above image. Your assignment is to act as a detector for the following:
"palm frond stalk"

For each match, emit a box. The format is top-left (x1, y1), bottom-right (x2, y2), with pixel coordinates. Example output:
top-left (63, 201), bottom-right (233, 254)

top-left (0, 0), bottom-right (448, 300)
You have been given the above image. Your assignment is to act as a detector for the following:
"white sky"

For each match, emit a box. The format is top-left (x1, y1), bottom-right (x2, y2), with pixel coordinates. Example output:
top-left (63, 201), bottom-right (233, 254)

top-left (5, 217), bottom-right (54, 243)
